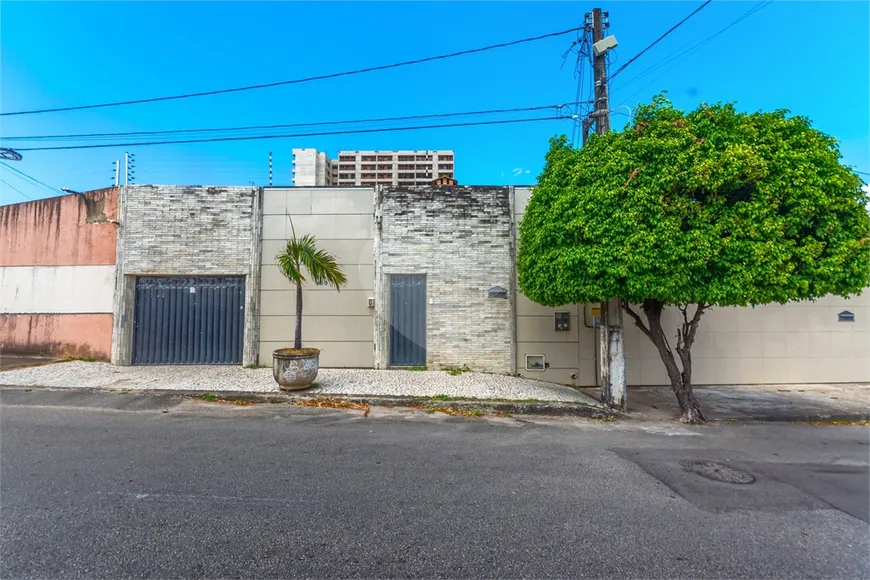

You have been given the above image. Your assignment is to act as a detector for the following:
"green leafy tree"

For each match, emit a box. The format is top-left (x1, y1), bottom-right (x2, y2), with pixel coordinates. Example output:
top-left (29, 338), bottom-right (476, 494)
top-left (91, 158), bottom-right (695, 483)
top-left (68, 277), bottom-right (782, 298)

top-left (276, 217), bottom-right (347, 350)
top-left (518, 95), bottom-right (870, 423)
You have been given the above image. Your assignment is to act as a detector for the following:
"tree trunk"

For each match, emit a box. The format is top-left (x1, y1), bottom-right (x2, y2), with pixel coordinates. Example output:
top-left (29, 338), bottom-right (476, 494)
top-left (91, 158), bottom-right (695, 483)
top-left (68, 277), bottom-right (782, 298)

top-left (638, 300), bottom-right (707, 424)
top-left (294, 282), bottom-right (303, 350)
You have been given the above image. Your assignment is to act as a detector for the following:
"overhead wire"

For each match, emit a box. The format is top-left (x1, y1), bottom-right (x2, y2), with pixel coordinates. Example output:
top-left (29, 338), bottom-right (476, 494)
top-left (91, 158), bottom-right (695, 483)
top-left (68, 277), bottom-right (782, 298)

top-left (613, 1), bottom-right (775, 104)
top-left (1, 26), bottom-right (585, 117)
top-left (2, 103), bottom-right (573, 142)
top-left (1, 162), bottom-right (65, 196)
top-left (14, 116), bottom-right (568, 152)
top-left (0, 178), bottom-right (34, 201)
top-left (607, 0), bottom-right (713, 82)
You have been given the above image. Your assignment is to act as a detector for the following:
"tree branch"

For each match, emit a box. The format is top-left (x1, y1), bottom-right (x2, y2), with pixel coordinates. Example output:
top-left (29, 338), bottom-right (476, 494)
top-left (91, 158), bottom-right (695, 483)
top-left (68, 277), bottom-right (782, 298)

top-left (683, 302), bottom-right (708, 350)
top-left (622, 302), bottom-right (652, 339)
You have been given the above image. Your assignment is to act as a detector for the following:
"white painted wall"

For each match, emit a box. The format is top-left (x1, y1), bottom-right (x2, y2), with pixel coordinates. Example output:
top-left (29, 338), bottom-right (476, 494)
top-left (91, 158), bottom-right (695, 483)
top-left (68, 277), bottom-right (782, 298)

top-left (0, 265), bottom-right (116, 314)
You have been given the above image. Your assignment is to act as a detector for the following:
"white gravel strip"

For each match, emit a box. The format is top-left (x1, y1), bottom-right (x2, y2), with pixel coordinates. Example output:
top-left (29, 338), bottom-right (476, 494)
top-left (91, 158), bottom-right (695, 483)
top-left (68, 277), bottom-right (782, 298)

top-left (0, 361), bottom-right (600, 404)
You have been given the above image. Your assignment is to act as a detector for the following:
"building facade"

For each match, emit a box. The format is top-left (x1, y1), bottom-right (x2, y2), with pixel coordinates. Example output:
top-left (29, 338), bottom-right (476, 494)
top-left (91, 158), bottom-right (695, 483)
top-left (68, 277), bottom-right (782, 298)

top-left (257, 185), bottom-right (870, 385)
top-left (291, 149), bottom-right (455, 187)
top-left (4, 182), bottom-right (866, 387)
top-left (291, 148), bottom-right (334, 187)
top-left (0, 188), bottom-right (118, 360)
top-left (110, 185), bottom-right (262, 367)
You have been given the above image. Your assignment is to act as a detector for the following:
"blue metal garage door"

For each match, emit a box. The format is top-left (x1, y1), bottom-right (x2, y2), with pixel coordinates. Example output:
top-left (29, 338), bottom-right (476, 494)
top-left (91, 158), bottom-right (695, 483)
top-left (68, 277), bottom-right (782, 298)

top-left (132, 276), bottom-right (245, 365)
top-left (389, 274), bottom-right (426, 367)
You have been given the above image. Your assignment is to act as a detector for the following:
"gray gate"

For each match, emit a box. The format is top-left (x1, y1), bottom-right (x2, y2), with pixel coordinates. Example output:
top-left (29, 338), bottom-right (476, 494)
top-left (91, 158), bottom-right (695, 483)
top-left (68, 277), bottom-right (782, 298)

top-left (132, 276), bottom-right (245, 365)
top-left (389, 274), bottom-right (426, 366)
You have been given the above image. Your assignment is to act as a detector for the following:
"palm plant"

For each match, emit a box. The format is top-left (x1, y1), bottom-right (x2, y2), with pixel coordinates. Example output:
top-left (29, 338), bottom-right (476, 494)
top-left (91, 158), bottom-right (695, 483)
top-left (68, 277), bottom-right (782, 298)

top-left (276, 217), bottom-right (347, 350)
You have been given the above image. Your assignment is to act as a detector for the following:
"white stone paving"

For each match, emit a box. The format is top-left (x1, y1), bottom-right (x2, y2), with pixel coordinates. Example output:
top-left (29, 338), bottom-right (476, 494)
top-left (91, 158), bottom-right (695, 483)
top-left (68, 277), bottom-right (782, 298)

top-left (0, 362), bottom-right (601, 404)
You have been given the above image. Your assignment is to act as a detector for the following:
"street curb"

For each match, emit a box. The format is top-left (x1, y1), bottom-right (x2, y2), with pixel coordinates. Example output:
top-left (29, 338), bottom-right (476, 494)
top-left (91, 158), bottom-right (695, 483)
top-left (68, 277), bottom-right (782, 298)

top-left (0, 385), bottom-right (618, 419)
top-left (3, 386), bottom-right (866, 423)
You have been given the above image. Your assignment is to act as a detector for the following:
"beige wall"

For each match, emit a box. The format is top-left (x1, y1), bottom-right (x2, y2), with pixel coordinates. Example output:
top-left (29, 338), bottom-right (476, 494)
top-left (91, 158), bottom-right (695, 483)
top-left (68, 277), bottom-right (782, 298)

top-left (514, 186), bottom-right (870, 386)
top-left (259, 187), bottom-right (375, 367)
top-left (623, 296), bottom-right (870, 385)
top-left (514, 187), bottom-right (596, 385)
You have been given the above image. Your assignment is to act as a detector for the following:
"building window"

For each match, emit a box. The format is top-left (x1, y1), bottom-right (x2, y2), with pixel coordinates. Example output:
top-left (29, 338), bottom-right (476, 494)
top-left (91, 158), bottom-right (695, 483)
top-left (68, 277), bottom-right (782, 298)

top-left (440, 155), bottom-right (454, 161)
top-left (438, 164), bottom-right (453, 170)
top-left (360, 164), bottom-right (376, 170)
top-left (415, 172), bottom-right (431, 178)
top-left (376, 155), bottom-right (393, 162)
top-left (377, 164), bottom-right (392, 171)
top-left (398, 172), bottom-right (415, 179)
top-left (361, 181), bottom-right (376, 186)
top-left (397, 155), bottom-right (414, 162)
top-left (360, 173), bottom-right (376, 179)
top-left (361, 155), bottom-right (377, 162)
top-left (339, 173), bottom-right (355, 179)
top-left (416, 155), bottom-right (432, 161)
top-left (398, 164), bottom-right (414, 170)
top-left (338, 155), bottom-right (356, 162)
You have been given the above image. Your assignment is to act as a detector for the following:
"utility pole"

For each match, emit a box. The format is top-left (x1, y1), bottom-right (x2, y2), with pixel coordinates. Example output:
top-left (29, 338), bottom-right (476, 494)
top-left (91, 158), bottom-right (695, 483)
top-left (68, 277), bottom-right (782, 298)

top-left (269, 151), bottom-right (273, 186)
top-left (124, 153), bottom-right (128, 186)
top-left (114, 160), bottom-right (120, 187)
top-left (589, 7), bottom-right (626, 410)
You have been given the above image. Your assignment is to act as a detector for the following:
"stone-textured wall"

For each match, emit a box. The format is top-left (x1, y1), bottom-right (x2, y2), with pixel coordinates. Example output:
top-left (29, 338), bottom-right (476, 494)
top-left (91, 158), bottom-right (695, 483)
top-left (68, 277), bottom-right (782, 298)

top-left (123, 185), bottom-right (256, 275)
top-left (374, 186), bottom-right (514, 373)
top-left (112, 185), bottom-right (262, 365)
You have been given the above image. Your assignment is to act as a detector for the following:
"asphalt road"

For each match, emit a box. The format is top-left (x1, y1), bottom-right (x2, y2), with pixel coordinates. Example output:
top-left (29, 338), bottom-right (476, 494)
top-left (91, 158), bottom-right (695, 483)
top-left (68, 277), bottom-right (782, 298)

top-left (1, 391), bottom-right (868, 579)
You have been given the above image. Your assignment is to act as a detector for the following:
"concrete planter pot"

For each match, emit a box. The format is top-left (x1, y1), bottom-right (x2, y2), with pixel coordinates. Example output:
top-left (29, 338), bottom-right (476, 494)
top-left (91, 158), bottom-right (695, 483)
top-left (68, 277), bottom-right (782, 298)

top-left (272, 348), bottom-right (320, 390)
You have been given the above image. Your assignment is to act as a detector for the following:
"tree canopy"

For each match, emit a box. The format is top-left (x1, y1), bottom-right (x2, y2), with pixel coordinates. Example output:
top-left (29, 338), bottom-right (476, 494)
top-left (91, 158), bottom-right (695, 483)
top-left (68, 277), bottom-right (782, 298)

top-left (518, 96), bottom-right (870, 309)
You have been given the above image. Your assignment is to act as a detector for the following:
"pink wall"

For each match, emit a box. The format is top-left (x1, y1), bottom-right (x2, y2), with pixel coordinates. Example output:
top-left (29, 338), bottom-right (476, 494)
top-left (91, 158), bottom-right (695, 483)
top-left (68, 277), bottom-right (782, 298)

top-left (1, 188), bottom-right (118, 359)
top-left (0, 314), bottom-right (113, 360)
top-left (0, 187), bottom-right (118, 266)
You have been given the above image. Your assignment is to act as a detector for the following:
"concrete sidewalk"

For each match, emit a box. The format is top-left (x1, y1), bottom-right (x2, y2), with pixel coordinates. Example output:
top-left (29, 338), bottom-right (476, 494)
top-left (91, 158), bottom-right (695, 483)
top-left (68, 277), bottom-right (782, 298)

top-left (581, 384), bottom-right (870, 422)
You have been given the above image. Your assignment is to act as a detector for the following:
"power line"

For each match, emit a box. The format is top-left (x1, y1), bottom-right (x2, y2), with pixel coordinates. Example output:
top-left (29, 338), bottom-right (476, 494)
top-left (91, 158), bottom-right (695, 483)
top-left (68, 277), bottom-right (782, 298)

top-left (614, 2), bottom-right (773, 99)
top-left (1, 27), bottom-right (584, 117)
top-left (608, 0), bottom-right (712, 82)
top-left (2, 103), bottom-right (573, 142)
top-left (0, 162), bottom-right (65, 195)
top-left (0, 178), bottom-right (34, 201)
top-left (15, 116), bottom-right (566, 152)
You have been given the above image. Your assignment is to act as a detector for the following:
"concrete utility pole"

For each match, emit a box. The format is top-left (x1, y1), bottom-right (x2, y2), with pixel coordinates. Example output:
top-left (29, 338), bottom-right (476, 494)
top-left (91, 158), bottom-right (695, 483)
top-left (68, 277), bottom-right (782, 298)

top-left (114, 160), bottom-right (120, 187)
top-left (589, 7), bottom-right (626, 410)
top-left (269, 151), bottom-right (273, 186)
top-left (124, 153), bottom-right (128, 186)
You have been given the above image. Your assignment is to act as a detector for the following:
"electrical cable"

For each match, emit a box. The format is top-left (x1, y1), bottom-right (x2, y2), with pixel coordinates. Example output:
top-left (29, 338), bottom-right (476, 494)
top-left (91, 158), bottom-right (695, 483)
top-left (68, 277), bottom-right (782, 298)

top-left (0, 178), bottom-right (34, 201)
top-left (613, 1), bottom-right (773, 100)
top-left (2, 103), bottom-right (573, 142)
top-left (0, 162), bottom-right (65, 196)
top-left (1, 26), bottom-right (584, 117)
top-left (14, 116), bottom-right (567, 152)
top-left (607, 0), bottom-right (712, 82)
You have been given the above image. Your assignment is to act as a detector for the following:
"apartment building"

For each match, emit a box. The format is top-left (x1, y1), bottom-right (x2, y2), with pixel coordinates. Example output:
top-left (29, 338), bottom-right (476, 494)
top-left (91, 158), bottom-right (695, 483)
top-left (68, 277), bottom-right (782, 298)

top-left (292, 149), bottom-right (334, 187)
top-left (291, 148), bottom-right (454, 187)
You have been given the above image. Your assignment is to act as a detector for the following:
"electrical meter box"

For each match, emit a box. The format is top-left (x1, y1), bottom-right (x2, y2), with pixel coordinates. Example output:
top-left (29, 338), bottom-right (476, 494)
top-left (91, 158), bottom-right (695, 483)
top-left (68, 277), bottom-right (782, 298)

top-left (555, 311), bottom-right (570, 331)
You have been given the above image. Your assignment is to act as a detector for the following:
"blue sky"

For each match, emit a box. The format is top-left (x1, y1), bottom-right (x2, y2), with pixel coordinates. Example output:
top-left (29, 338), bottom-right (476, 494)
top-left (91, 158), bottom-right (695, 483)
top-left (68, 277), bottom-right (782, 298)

top-left (1, 1), bottom-right (868, 205)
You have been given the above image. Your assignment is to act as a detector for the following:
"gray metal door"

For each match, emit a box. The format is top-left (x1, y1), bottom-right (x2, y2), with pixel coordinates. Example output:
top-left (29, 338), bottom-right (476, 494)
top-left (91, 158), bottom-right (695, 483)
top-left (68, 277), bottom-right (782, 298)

top-left (132, 276), bottom-right (245, 365)
top-left (389, 274), bottom-right (426, 366)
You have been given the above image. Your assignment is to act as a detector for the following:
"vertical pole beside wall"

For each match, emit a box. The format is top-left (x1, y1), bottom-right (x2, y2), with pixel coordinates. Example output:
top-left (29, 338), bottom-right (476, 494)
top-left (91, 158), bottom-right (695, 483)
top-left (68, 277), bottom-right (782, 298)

top-left (269, 152), bottom-right (273, 187)
top-left (591, 7), bottom-right (626, 410)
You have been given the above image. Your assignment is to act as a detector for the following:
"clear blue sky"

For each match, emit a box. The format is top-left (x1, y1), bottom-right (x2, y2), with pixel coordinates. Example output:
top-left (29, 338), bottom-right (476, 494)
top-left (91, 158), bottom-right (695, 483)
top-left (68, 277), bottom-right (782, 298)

top-left (1, 1), bottom-right (868, 205)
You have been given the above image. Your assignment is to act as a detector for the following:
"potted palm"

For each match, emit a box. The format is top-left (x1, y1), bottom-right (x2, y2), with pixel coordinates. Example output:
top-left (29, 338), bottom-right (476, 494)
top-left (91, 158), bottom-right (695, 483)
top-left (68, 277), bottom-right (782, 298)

top-left (273, 218), bottom-right (347, 390)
